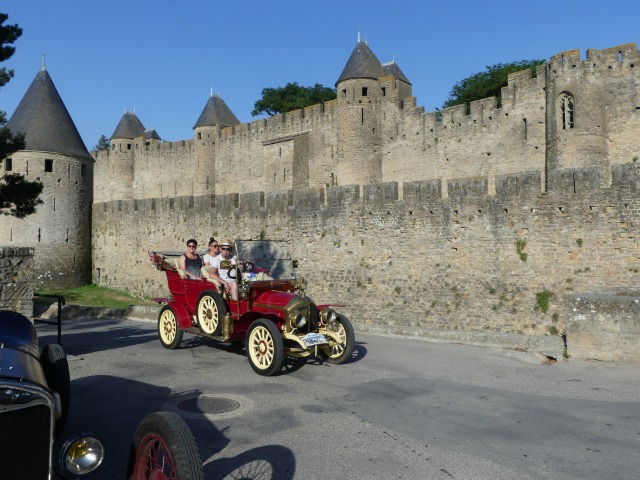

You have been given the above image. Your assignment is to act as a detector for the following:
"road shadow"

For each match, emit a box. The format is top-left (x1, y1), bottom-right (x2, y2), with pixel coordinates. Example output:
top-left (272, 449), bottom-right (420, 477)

top-left (36, 318), bottom-right (157, 354)
top-left (205, 445), bottom-right (296, 480)
top-left (58, 374), bottom-right (297, 479)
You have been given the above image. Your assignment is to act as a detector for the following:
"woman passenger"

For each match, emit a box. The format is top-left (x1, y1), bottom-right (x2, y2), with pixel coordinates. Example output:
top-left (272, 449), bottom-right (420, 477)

top-left (203, 237), bottom-right (219, 266)
top-left (179, 239), bottom-right (203, 279)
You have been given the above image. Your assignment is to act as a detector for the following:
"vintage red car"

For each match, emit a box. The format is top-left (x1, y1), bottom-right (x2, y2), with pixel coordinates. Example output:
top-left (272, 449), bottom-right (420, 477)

top-left (150, 239), bottom-right (355, 376)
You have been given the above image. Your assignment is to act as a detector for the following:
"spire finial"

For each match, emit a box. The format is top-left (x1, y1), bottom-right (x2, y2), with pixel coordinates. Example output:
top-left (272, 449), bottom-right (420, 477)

top-left (41, 53), bottom-right (45, 71)
top-left (365, 33), bottom-right (368, 45)
top-left (210, 86), bottom-right (213, 98)
top-left (357, 30), bottom-right (360, 43)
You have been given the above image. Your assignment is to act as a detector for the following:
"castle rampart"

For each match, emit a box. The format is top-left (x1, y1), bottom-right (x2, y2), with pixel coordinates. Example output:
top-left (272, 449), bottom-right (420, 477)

top-left (88, 42), bottom-right (640, 357)
top-left (92, 160), bottom-right (640, 357)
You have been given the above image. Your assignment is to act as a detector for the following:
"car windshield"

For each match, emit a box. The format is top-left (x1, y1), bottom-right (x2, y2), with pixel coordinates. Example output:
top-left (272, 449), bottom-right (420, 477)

top-left (234, 240), bottom-right (295, 281)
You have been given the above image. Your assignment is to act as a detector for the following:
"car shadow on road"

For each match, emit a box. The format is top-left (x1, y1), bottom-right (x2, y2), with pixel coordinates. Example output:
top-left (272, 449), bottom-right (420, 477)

top-left (205, 445), bottom-right (296, 480)
top-left (36, 318), bottom-right (157, 355)
top-left (60, 374), bottom-right (297, 479)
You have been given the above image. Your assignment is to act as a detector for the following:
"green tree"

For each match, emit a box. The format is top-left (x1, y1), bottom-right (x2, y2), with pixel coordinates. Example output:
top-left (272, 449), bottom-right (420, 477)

top-left (442, 60), bottom-right (545, 112)
top-left (252, 82), bottom-right (336, 117)
top-left (0, 12), bottom-right (43, 218)
top-left (92, 134), bottom-right (110, 152)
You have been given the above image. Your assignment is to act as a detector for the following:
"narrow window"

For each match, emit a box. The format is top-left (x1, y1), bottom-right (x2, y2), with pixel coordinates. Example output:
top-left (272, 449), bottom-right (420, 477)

top-left (26, 161), bottom-right (28, 175)
top-left (68, 164), bottom-right (71, 178)
top-left (362, 87), bottom-right (368, 97)
top-left (523, 118), bottom-right (528, 141)
top-left (279, 147), bottom-right (282, 158)
top-left (45, 159), bottom-right (53, 172)
top-left (559, 92), bottom-right (575, 129)
top-left (381, 87), bottom-right (386, 97)
top-left (197, 132), bottom-right (202, 140)
top-left (38, 228), bottom-right (41, 242)
top-left (619, 51), bottom-right (623, 63)
top-left (127, 143), bottom-right (132, 150)
top-left (81, 164), bottom-right (86, 177)
top-left (361, 108), bottom-right (364, 125)
top-left (5, 158), bottom-right (12, 171)
top-left (342, 89), bottom-right (346, 98)
top-left (111, 144), bottom-right (115, 150)
top-left (53, 198), bottom-right (56, 211)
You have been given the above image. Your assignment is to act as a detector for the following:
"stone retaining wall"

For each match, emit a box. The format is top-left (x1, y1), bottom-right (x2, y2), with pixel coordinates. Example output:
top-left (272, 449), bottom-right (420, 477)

top-left (0, 247), bottom-right (34, 318)
top-left (564, 289), bottom-right (640, 363)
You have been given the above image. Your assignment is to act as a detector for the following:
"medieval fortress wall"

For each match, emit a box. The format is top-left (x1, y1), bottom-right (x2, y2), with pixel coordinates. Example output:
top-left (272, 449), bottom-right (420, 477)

top-left (89, 42), bottom-right (640, 351)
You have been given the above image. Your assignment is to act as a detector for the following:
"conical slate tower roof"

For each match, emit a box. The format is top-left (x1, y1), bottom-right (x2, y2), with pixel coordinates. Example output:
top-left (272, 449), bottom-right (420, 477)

top-left (382, 60), bottom-right (411, 85)
top-left (7, 65), bottom-right (91, 160)
top-left (336, 40), bottom-right (385, 86)
top-left (193, 94), bottom-right (240, 129)
top-left (110, 112), bottom-right (146, 140)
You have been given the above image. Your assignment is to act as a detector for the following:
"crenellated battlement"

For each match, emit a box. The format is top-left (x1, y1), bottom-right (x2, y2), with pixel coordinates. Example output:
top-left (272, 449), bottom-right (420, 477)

top-left (94, 40), bottom-right (640, 240)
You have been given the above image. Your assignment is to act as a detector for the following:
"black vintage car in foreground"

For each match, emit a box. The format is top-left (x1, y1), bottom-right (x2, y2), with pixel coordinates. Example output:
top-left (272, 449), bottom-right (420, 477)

top-left (0, 310), bottom-right (104, 479)
top-left (0, 309), bottom-right (205, 479)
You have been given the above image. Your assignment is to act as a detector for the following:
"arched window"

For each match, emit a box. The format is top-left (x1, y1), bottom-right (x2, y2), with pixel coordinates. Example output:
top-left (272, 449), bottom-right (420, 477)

top-left (558, 92), bottom-right (575, 130)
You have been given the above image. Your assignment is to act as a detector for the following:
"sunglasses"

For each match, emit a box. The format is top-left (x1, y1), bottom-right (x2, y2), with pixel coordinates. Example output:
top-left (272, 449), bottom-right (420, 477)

top-left (210, 244), bottom-right (219, 248)
top-left (187, 244), bottom-right (196, 248)
top-left (220, 247), bottom-right (231, 251)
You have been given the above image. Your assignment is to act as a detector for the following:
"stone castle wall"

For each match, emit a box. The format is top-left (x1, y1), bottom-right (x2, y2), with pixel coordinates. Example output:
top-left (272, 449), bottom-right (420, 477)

top-left (92, 161), bottom-right (640, 342)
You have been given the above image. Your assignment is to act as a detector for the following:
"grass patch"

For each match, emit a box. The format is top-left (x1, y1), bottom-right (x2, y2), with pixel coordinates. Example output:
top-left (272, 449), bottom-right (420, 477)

top-left (36, 284), bottom-right (155, 309)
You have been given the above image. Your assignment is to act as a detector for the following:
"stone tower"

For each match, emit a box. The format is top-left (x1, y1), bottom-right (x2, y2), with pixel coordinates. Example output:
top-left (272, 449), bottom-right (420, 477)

top-left (335, 39), bottom-right (412, 186)
top-left (3, 61), bottom-right (93, 288)
top-left (193, 93), bottom-right (240, 196)
top-left (335, 39), bottom-right (384, 186)
top-left (108, 111), bottom-right (146, 200)
top-left (545, 43), bottom-right (640, 189)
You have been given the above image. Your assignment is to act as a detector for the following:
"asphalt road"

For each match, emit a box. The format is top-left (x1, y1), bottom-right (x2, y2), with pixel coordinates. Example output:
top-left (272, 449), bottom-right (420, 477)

top-left (36, 317), bottom-right (640, 480)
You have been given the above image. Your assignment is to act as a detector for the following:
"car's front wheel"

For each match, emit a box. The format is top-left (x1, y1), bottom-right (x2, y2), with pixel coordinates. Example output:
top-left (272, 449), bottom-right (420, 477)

top-left (245, 319), bottom-right (284, 376)
top-left (127, 411), bottom-right (204, 480)
top-left (320, 314), bottom-right (355, 364)
top-left (158, 305), bottom-right (183, 349)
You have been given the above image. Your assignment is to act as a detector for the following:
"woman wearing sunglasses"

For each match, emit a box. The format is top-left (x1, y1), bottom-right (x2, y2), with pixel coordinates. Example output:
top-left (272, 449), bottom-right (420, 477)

top-left (179, 239), bottom-right (204, 279)
top-left (203, 237), bottom-right (220, 266)
top-left (208, 238), bottom-right (238, 300)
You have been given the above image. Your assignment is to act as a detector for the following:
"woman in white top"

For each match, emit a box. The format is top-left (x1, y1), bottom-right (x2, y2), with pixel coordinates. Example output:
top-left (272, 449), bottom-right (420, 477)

top-left (209, 238), bottom-right (238, 300)
top-left (203, 237), bottom-right (219, 266)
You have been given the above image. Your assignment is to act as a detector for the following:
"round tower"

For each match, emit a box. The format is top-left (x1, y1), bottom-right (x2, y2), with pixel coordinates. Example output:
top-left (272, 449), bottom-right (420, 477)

top-left (193, 92), bottom-right (240, 196)
top-left (335, 38), bottom-right (384, 186)
top-left (108, 111), bottom-right (146, 200)
top-left (3, 61), bottom-right (93, 288)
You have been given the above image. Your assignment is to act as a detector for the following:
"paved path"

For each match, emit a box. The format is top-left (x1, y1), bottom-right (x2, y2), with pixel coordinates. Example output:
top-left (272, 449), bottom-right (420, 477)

top-left (37, 317), bottom-right (640, 479)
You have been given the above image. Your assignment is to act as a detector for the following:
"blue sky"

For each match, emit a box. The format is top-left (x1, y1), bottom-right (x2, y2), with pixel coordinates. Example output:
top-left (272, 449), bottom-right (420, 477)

top-left (2, 0), bottom-right (639, 150)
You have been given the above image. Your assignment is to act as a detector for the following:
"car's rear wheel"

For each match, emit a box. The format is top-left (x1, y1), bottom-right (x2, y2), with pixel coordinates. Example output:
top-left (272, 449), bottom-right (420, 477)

top-left (40, 343), bottom-right (70, 435)
top-left (158, 305), bottom-right (183, 349)
top-left (320, 314), bottom-right (355, 364)
top-left (246, 319), bottom-right (284, 376)
top-left (196, 290), bottom-right (225, 335)
top-left (127, 411), bottom-right (204, 480)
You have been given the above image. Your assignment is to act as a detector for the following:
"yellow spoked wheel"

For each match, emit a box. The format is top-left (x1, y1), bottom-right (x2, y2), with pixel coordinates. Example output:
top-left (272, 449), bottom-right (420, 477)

top-left (246, 319), bottom-right (284, 376)
top-left (158, 305), bottom-right (183, 349)
top-left (320, 314), bottom-right (355, 364)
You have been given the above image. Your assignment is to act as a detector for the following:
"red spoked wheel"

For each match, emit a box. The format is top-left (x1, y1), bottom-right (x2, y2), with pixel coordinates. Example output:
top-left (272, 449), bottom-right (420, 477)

top-left (128, 412), bottom-right (204, 480)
